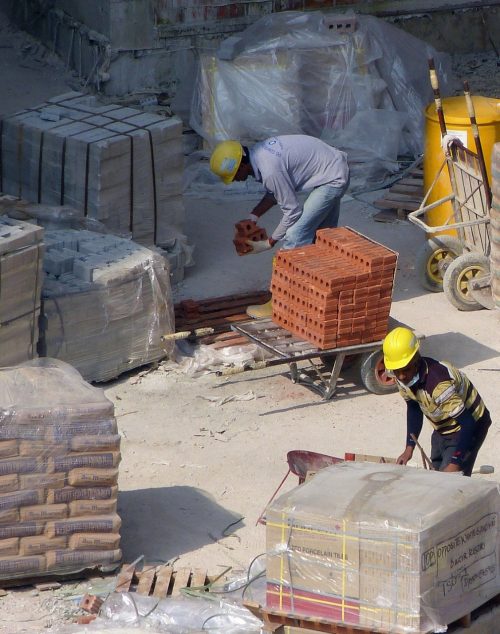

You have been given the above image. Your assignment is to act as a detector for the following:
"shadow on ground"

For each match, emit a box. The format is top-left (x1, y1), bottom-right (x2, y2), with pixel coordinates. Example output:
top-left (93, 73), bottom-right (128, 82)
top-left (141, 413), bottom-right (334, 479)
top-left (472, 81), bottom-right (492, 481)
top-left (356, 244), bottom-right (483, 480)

top-left (421, 332), bottom-right (500, 368)
top-left (118, 486), bottom-right (244, 564)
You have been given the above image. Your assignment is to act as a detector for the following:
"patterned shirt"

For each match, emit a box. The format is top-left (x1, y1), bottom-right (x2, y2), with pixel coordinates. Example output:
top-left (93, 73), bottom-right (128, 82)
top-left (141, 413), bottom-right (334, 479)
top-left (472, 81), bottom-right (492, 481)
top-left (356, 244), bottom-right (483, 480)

top-left (398, 357), bottom-right (485, 436)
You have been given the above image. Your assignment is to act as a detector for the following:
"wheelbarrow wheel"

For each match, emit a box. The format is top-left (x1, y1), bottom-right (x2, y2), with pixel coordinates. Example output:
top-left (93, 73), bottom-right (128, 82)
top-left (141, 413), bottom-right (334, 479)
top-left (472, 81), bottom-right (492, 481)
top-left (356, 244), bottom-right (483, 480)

top-left (359, 349), bottom-right (397, 395)
top-left (416, 236), bottom-right (463, 292)
top-left (443, 252), bottom-right (490, 311)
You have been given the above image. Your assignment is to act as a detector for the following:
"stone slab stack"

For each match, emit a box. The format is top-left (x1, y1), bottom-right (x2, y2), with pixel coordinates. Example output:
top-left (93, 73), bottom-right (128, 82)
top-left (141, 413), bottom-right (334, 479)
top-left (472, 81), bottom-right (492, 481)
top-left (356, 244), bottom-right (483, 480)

top-left (491, 143), bottom-right (500, 309)
top-left (271, 227), bottom-right (398, 349)
top-left (0, 217), bottom-right (44, 367)
top-left (0, 359), bottom-right (122, 582)
top-left (0, 92), bottom-right (184, 248)
top-left (41, 229), bottom-right (174, 383)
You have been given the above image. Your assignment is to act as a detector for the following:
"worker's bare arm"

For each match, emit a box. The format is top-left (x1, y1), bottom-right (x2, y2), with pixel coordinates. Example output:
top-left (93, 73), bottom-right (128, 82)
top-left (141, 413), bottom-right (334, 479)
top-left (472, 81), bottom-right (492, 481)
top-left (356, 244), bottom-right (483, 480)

top-left (397, 446), bottom-right (414, 465)
top-left (250, 193), bottom-right (277, 218)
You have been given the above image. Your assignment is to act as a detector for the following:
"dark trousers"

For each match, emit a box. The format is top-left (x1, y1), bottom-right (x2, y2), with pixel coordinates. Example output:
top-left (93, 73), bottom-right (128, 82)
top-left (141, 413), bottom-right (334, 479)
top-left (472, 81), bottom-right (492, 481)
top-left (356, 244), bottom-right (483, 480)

top-left (431, 412), bottom-right (491, 476)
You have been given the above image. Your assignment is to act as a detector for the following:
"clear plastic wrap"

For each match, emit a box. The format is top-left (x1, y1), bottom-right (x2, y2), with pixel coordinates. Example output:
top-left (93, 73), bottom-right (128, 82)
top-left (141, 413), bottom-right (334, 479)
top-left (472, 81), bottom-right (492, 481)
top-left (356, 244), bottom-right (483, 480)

top-left (38, 227), bottom-right (175, 383)
top-left (265, 462), bottom-right (500, 633)
top-left (190, 11), bottom-right (453, 188)
top-left (0, 358), bottom-right (122, 582)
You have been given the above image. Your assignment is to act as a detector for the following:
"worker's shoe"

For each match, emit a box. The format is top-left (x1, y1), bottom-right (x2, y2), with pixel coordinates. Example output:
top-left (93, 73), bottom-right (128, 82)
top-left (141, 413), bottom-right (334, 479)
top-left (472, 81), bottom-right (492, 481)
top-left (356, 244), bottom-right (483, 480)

top-left (246, 299), bottom-right (273, 319)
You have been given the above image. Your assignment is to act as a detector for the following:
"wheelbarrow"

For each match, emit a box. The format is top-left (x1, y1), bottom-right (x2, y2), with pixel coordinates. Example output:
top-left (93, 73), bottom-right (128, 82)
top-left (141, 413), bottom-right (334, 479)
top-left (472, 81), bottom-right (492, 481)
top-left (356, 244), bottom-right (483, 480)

top-left (256, 450), bottom-right (343, 525)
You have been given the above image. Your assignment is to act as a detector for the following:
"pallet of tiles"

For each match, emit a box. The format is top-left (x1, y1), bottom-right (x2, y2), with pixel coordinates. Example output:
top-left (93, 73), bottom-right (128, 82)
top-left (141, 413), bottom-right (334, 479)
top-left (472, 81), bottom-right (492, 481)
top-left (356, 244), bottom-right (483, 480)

top-left (271, 227), bottom-right (398, 349)
top-left (265, 462), bottom-right (500, 633)
top-left (0, 359), bottom-right (122, 582)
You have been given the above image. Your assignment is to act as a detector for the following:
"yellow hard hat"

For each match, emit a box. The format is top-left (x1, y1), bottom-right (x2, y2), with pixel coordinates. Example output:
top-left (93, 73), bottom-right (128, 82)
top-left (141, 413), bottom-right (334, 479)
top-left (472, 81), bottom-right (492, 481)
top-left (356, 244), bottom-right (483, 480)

top-left (382, 327), bottom-right (420, 370)
top-left (210, 140), bottom-right (243, 184)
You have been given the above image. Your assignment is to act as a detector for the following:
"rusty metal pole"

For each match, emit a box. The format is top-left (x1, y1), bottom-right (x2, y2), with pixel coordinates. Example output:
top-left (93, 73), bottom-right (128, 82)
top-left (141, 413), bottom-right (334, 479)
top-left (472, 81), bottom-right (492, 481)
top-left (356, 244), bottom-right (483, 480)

top-left (463, 80), bottom-right (492, 209)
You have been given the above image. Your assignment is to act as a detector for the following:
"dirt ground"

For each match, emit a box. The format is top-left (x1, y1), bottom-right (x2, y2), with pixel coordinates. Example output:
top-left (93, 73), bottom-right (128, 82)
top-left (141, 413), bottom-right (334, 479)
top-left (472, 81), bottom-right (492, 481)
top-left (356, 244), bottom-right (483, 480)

top-left (0, 9), bottom-right (499, 633)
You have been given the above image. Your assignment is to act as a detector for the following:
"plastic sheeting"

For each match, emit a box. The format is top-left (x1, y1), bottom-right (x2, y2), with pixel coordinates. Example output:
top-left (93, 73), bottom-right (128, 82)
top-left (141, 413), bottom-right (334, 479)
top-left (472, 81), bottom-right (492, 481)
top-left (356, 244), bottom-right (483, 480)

top-left (190, 11), bottom-right (453, 189)
top-left (10, 204), bottom-right (176, 383)
top-left (0, 358), bottom-right (122, 581)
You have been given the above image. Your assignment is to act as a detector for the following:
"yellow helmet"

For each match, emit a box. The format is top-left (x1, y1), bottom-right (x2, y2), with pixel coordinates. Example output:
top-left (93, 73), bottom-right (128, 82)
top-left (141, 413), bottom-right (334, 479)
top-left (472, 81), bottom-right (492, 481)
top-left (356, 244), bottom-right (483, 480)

top-left (210, 140), bottom-right (243, 184)
top-left (383, 327), bottom-right (420, 370)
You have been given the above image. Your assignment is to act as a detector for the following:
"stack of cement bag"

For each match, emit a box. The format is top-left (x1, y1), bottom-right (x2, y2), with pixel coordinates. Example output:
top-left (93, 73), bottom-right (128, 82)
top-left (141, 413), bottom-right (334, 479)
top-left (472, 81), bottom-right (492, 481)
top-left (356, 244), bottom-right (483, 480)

top-left (41, 228), bottom-right (174, 383)
top-left (0, 92), bottom-right (184, 248)
top-left (0, 216), bottom-right (44, 366)
top-left (0, 359), bottom-right (122, 581)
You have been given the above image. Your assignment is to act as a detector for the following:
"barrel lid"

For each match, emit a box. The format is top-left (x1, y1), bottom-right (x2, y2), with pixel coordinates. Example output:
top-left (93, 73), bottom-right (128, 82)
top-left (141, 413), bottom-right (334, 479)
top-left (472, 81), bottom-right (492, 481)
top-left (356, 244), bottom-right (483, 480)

top-left (425, 95), bottom-right (500, 125)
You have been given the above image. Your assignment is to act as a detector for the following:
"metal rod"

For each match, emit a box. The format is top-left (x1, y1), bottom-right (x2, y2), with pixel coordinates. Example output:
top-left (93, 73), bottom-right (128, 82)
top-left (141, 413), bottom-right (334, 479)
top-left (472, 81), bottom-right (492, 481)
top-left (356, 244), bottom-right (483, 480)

top-left (463, 80), bottom-right (492, 209)
top-left (410, 434), bottom-right (434, 470)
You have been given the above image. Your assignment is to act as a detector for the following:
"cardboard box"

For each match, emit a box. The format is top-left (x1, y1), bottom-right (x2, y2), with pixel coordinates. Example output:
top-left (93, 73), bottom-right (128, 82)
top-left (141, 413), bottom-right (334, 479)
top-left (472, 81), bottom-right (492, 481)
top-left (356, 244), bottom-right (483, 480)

top-left (266, 462), bottom-right (500, 633)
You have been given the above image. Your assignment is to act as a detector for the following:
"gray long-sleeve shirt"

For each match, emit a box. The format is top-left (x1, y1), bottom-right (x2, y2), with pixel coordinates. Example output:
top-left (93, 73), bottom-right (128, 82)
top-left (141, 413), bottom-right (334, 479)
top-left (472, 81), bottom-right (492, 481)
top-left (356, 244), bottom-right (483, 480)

top-left (249, 135), bottom-right (349, 241)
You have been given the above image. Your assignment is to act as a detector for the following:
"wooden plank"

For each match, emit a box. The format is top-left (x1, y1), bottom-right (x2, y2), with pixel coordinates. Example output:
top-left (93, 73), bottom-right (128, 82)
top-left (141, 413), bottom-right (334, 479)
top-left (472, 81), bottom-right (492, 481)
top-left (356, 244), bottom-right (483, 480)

top-left (398, 177), bottom-right (424, 187)
top-left (136, 565), bottom-right (156, 596)
top-left (115, 563), bottom-right (136, 592)
top-left (152, 565), bottom-right (173, 598)
top-left (171, 567), bottom-right (191, 597)
top-left (390, 184), bottom-right (424, 196)
top-left (190, 568), bottom-right (208, 589)
top-left (373, 199), bottom-right (421, 212)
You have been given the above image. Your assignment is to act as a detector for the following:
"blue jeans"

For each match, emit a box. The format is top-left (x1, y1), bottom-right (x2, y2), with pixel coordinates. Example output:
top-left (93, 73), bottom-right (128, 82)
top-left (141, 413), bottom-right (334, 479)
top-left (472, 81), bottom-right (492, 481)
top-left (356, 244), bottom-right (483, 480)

top-left (281, 180), bottom-right (349, 250)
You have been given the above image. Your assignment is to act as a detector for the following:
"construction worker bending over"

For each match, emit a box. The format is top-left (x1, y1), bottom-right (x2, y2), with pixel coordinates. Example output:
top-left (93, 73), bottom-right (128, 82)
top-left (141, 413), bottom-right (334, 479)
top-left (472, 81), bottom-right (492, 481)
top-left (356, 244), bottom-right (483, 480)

top-left (382, 327), bottom-right (491, 476)
top-left (210, 135), bottom-right (350, 317)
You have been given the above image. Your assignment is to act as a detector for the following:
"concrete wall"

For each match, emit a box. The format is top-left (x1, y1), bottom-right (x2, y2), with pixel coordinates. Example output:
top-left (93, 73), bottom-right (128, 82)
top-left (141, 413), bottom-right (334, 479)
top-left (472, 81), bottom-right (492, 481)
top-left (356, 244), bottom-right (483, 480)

top-left (1, 0), bottom-right (498, 107)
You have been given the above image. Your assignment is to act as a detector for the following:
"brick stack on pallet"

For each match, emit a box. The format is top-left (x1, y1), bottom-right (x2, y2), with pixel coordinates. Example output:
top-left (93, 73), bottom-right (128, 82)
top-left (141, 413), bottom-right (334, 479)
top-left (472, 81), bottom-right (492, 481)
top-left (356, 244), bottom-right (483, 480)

top-left (271, 227), bottom-right (398, 349)
top-left (0, 359), bottom-right (122, 582)
top-left (41, 228), bottom-right (174, 383)
top-left (0, 91), bottom-right (184, 248)
top-left (0, 216), bottom-right (44, 367)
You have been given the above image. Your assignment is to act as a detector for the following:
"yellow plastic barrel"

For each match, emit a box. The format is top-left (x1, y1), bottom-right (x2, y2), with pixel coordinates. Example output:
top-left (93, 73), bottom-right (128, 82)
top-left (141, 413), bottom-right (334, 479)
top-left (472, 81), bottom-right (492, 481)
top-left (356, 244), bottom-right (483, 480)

top-left (423, 96), bottom-right (500, 236)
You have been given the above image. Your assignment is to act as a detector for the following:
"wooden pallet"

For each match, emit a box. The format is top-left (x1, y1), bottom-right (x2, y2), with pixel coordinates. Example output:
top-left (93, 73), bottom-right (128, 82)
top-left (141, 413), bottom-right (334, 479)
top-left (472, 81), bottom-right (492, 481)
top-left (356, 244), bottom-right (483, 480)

top-left (244, 593), bottom-right (500, 634)
top-left (114, 562), bottom-right (212, 597)
top-left (174, 290), bottom-right (271, 348)
top-left (373, 165), bottom-right (424, 222)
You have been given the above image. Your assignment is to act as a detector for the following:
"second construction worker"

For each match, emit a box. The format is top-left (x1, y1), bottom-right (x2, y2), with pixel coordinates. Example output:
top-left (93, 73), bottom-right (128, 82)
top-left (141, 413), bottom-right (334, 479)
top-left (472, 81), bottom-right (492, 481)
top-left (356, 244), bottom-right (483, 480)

top-left (382, 327), bottom-right (492, 477)
top-left (210, 134), bottom-right (350, 317)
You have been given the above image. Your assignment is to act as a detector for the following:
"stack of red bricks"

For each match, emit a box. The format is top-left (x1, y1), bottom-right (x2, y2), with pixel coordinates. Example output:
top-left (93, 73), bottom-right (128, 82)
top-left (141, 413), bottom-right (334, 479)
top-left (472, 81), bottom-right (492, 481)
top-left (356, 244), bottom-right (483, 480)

top-left (271, 227), bottom-right (398, 349)
top-left (233, 220), bottom-right (268, 255)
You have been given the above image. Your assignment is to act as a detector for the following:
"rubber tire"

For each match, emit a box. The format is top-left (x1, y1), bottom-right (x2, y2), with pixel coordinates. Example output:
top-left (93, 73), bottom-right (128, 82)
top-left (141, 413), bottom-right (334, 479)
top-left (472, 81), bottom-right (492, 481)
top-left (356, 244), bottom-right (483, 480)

top-left (443, 252), bottom-right (490, 311)
top-left (415, 236), bottom-right (463, 292)
top-left (359, 349), bottom-right (397, 395)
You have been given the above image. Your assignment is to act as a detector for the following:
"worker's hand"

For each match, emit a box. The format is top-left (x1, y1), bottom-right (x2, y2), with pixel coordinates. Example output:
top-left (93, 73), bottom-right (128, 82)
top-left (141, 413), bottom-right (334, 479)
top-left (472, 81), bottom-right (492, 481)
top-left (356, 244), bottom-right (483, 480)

top-left (246, 213), bottom-right (260, 223)
top-left (245, 239), bottom-right (272, 254)
top-left (442, 463), bottom-right (463, 474)
top-left (397, 446), bottom-right (414, 465)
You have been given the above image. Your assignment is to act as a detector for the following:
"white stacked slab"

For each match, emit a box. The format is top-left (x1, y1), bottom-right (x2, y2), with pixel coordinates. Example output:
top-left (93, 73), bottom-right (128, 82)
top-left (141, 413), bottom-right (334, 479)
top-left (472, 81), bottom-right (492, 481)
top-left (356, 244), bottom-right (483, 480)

top-left (41, 229), bottom-right (174, 383)
top-left (0, 217), bottom-right (44, 367)
top-left (0, 92), bottom-right (185, 248)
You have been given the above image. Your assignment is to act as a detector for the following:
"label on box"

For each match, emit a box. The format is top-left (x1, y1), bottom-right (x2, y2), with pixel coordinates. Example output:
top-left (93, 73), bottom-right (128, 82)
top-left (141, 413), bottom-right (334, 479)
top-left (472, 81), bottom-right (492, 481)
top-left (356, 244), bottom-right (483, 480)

top-left (425, 513), bottom-right (498, 599)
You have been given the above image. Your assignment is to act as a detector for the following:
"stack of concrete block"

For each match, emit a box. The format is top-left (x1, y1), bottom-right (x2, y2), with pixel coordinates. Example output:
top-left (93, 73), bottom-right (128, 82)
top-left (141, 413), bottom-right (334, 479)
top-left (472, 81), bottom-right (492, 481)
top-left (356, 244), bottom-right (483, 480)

top-left (0, 92), bottom-right (185, 249)
top-left (41, 229), bottom-right (174, 383)
top-left (271, 227), bottom-right (397, 349)
top-left (491, 143), bottom-right (500, 309)
top-left (0, 359), bottom-right (122, 581)
top-left (233, 219), bottom-right (268, 256)
top-left (0, 216), bottom-right (44, 367)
